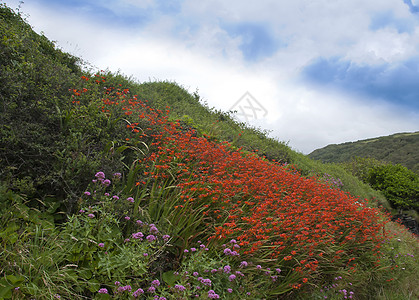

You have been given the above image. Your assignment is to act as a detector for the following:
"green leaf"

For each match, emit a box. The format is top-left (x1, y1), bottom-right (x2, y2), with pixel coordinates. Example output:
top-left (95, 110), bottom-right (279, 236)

top-left (162, 270), bottom-right (177, 286)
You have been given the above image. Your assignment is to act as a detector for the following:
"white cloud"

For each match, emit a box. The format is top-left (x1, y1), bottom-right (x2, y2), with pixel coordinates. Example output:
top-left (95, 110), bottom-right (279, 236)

top-left (6, 0), bottom-right (419, 154)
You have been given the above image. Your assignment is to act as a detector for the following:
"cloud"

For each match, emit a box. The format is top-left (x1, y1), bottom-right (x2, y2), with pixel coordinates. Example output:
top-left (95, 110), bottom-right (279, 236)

top-left (6, 0), bottom-right (418, 154)
top-left (221, 22), bottom-right (283, 61)
top-left (302, 56), bottom-right (419, 111)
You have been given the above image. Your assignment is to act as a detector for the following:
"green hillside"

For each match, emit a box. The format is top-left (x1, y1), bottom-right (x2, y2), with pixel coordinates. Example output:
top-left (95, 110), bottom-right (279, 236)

top-left (309, 132), bottom-right (419, 175)
top-left (1, 4), bottom-right (418, 299)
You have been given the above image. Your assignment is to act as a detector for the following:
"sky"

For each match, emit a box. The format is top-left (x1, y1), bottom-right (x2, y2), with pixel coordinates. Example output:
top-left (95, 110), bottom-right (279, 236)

top-left (3, 0), bottom-right (419, 154)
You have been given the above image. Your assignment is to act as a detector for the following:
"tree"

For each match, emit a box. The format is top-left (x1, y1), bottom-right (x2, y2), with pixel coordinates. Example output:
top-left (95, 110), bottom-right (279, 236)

top-left (367, 164), bottom-right (419, 211)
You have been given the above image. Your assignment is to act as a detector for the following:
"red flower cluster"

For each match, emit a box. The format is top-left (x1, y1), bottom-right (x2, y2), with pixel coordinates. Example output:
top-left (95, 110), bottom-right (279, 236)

top-left (71, 75), bottom-right (390, 287)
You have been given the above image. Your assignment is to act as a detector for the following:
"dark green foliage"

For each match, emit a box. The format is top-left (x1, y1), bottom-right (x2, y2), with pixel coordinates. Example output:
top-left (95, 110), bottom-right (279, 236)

top-left (309, 132), bottom-right (419, 175)
top-left (0, 5), bottom-right (134, 212)
top-left (366, 164), bottom-right (419, 211)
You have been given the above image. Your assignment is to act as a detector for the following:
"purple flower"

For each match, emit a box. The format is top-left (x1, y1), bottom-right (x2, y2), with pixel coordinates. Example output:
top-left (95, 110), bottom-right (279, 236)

top-left (132, 232), bottom-right (144, 239)
top-left (184, 249), bottom-right (189, 253)
top-left (208, 290), bottom-right (220, 299)
top-left (191, 247), bottom-right (197, 252)
top-left (125, 216), bottom-right (130, 220)
top-left (163, 235), bottom-right (170, 242)
top-left (127, 197), bottom-right (134, 203)
top-left (146, 235), bottom-right (157, 242)
top-left (98, 243), bottom-right (105, 248)
top-left (227, 288), bottom-right (233, 293)
top-left (115, 281), bottom-right (121, 286)
top-left (200, 278), bottom-right (212, 286)
top-left (230, 239), bottom-right (237, 244)
top-left (148, 286), bottom-right (156, 293)
top-left (84, 191), bottom-right (91, 196)
top-left (151, 279), bottom-right (160, 287)
top-left (150, 225), bottom-right (159, 234)
top-left (117, 285), bottom-right (132, 292)
top-left (223, 265), bottom-right (231, 273)
top-left (174, 284), bottom-right (186, 292)
top-left (193, 272), bottom-right (199, 276)
top-left (276, 268), bottom-right (281, 273)
top-left (228, 274), bottom-right (236, 281)
top-left (132, 288), bottom-right (144, 297)
top-left (79, 209), bottom-right (85, 213)
top-left (240, 261), bottom-right (248, 268)
top-left (113, 172), bottom-right (122, 178)
top-left (88, 213), bottom-right (95, 218)
top-left (137, 220), bottom-right (144, 225)
top-left (256, 265), bottom-right (262, 270)
top-left (98, 288), bottom-right (108, 294)
top-left (223, 248), bottom-right (232, 255)
top-left (143, 253), bottom-right (148, 257)
top-left (113, 195), bottom-right (120, 200)
top-left (104, 192), bottom-right (110, 196)
top-left (95, 172), bottom-right (105, 179)
top-left (102, 179), bottom-right (111, 186)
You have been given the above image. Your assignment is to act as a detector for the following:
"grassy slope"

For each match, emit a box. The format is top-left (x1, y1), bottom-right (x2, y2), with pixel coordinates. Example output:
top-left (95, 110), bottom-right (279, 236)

top-left (1, 4), bottom-right (418, 299)
top-left (309, 132), bottom-right (419, 175)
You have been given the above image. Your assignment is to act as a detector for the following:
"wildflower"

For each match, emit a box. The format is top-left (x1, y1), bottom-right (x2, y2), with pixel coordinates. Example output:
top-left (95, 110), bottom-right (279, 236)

top-left (125, 216), bottom-right (130, 220)
top-left (230, 239), bottom-right (237, 244)
top-left (113, 195), bottom-right (120, 200)
top-left (191, 247), bottom-right (197, 252)
top-left (193, 272), bottom-right (199, 276)
top-left (103, 179), bottom-right (111, 186)
top-left (151, 279), bottom-right (160, 287)
top-left (223, 265), bottom-right (231, 273)
top-left (200, 278), bottom-right (212, 286)
top-left (240, 261), bottom-right (248, 268)
top-left (146, 235), bottom-right (157, 242)
top-left (276, 268), bottom-right (281, 273)
top-left (132, 288), bottom-right (144, 297)
top-left (144, 253), bottom-right (148, 257)
top-left (174, 284), bottom-right (186, 292)
top-left (150, 225), bottom-right (159, 234)
top-left (115, 281), bottom-right (121, 286)
top-left (132, 232), bottom-right (144, 239)
top-left (184, 249), bottom-right (189, 253)
top-left (208, 290), bottom-right (220, 299)
top-left (148, 286), bottom-right (156, 293)
top-left (256, 265), bottom-right (262, 270)
top-left (118, 285), bottom-right (132, 292)
top-left (98, 288), bottom-right (108, 294)
top-left (127, 197), bottom-right (134, 203)
top-left (104, 192), bottom-right (110, 196)
top-left (79, 209), bottom-right (85, 213)
top-left (95, 172), bottom-right (105, 179)
top-left (223, 248), bottom-right (232, 255)
top-left (136, 220), bottom-right (144, 225)
top-left (113, 172), bottom-right (122, 178)
top-left (163, 235), bottom-right (170, 241)
top-left (98, 243), bottom-right (105, 248)
top-left (228, 274), bottom-right (236, 281)
top-left (227, 288), bottom-right (233, 293)
top-left (88, 213), bottom-right (95, 218)
top-left (84, 191), bottom-right (91, 196)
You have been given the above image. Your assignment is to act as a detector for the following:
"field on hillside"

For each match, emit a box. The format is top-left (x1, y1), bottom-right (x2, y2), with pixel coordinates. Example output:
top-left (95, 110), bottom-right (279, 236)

top-left (1, 4), bottom-right (418, 299)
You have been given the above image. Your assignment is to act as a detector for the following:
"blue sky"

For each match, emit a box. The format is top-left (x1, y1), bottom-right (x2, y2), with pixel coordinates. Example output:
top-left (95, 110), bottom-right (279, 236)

top-left (4, 0), bottom-right (418, 153)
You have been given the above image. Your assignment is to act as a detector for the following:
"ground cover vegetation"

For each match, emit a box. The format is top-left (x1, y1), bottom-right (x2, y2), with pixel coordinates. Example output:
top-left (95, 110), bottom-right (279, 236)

top-left (1, 4), bottom-right (418, 299)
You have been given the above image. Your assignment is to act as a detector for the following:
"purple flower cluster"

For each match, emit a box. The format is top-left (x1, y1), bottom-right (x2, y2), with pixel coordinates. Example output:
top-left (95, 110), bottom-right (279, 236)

top-left (208, 290), bottom-right (220, 299)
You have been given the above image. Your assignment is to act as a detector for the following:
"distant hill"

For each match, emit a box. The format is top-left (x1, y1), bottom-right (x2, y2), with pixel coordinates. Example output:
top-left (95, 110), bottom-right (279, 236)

top-left (309, 132), bottom-right (419, 174)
